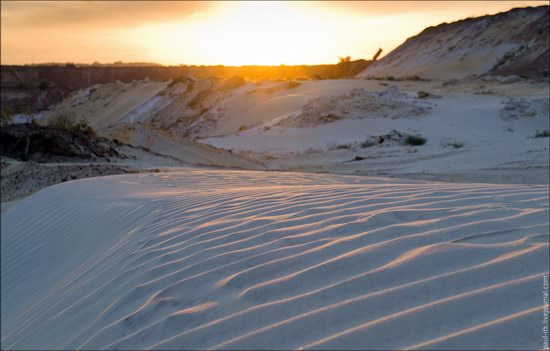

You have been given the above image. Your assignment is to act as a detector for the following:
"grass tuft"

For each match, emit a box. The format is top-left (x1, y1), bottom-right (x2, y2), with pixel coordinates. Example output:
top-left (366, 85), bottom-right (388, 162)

top-left (404, 135), bottom-right (427, 146)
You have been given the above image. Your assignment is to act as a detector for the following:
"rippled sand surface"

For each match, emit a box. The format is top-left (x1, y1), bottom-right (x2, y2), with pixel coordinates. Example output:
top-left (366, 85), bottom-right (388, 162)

top-left (2, 170), bottom-right (548, 350)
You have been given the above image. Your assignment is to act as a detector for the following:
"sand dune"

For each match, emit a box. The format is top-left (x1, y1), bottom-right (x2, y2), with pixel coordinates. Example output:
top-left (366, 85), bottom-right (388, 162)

top-left (357, 6), bottom-right (549, 80)
top-left (2, 170), bottom-right (548, 350)
top-left (32, 73), bottom-right (548, 185)
top-left (45, 80), bottom-right (169, 129)
top-left (203, 86), bottom-right (549, 184)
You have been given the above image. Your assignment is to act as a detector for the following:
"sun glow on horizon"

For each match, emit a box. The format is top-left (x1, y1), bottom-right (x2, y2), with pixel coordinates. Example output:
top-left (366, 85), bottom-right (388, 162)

top-left (2, 1), bottom-right (548, 66)
top-left (201, 2), bottom-right (328, 66)
top-left (130, 2), bottom-right (342, 66)
top-left (128, 1), bottom-right (428, 66)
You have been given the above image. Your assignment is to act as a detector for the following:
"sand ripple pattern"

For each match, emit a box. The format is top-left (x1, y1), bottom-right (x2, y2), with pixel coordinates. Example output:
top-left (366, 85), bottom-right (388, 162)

top-left (1, 170), bottom-right (548, 350)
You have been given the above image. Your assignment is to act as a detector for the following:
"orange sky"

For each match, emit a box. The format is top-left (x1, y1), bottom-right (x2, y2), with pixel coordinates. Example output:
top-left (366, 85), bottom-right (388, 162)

top-left (1, 1), bottom-right (548, 66)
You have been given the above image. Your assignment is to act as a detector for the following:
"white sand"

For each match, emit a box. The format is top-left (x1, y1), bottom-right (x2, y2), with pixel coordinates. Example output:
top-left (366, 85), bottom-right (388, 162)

top-left (202, 87), bottom-right (549, 184)
top-left (35, 76), bottom-right (549, 185)
top-left (193, 80), bottom-right (421, 138)
top-left (45, 80), bottom-right (168, 129)
top-left (356, 7), bottom-right (549, 80)
top-left (2, 170), bottom-right (548, 350)
top-left (104, 124), bottom-right (265, 170)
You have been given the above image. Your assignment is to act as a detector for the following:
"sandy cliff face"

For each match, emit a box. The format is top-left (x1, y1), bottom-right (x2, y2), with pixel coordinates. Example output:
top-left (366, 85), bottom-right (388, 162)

top-left (357, 6), bottom-right (549, 80)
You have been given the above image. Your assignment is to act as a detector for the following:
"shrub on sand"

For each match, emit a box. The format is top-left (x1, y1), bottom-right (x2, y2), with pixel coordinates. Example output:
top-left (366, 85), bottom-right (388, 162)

top-left (73, 120), bottom-right (97, 138)
top-left (48, 111), bottom-right (96, 138)
top-left (48, 111), bottom-right (76, 130)
top-left (404, 135), bottom-right (427, 146)
top-left (0, 109), bottom-right (13, 126)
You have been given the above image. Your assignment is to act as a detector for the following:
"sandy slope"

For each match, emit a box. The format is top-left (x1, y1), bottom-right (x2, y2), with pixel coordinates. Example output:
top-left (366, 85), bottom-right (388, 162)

top-left (2, 170), bottom-right (548, 350)
top-left (193, 79), bottom-right (415, 138)
top-left (33, 74), bottom-right (548, 185)
top-left (45, 80), bottom-right (168, 129)
top-left (357, 6), bottom-right (549, 80)
top-left (104, 124), bottom-right (265, 170)
top-left (203, 85), bottom-right (549, 184)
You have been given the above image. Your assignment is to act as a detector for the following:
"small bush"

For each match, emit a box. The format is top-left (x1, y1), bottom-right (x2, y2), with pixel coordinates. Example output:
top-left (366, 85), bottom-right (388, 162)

top-left (48, 111), bottom-right (76, 129)
top-left (338, 56), bottom-right (351, 64)
top-left (239, 125), bottom-right (249, 132)
top-left (73, 120), bottom-right (97, 138)
top-left (534, 130), bottom-right (549, 138)
top-left (404, 135), bottom-right (427, 146)
top-left (48, 111), bottom-right (96, 137)
top-left (0, 109), bottom-right (13, 126)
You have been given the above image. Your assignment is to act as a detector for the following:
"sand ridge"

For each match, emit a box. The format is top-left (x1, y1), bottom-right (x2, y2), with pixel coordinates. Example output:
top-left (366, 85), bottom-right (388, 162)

top-left (357, 6), bottom-right (549, 80)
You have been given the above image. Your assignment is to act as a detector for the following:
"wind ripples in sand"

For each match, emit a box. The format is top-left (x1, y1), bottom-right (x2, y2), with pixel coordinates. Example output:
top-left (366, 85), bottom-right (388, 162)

top-left (1, 170), bottom-right (548, 350)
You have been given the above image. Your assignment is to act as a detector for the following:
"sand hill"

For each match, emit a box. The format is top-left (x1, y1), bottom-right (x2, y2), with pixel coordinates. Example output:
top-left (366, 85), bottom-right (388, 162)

top-left (357, 6), bottom-right (549, 80)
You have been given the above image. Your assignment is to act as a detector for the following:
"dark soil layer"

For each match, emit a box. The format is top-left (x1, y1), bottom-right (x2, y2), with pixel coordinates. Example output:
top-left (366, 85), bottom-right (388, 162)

top-left (0, 124), bottom-right (122, 162)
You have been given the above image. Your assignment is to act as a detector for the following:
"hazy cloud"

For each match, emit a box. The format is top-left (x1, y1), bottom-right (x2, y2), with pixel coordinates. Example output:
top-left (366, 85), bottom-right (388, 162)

top-left (3, 1), bottom-right (546, 29)
top-left (320, 1), bottom-right (548, 16)
top-left (1, 1), bottom-right (213, 28)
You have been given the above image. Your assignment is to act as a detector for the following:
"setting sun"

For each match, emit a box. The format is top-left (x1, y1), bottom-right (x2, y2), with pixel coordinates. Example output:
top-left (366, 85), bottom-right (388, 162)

top-left (199, 2), bottom-right (328, 66)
